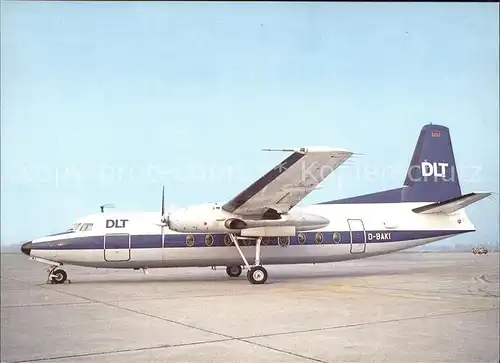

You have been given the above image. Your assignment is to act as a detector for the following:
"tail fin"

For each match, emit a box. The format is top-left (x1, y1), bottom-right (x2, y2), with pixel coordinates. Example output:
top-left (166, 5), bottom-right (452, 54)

top-left (401, 124), bottom-right (462, 203)
top-left (318, 123), bottom-right (478, 206)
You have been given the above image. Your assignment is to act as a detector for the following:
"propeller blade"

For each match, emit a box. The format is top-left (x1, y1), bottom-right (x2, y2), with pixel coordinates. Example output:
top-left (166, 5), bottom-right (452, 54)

top-left (161, 185), bottom-right (165, 216)
top-left (160, 185), bottom-right (169, 227)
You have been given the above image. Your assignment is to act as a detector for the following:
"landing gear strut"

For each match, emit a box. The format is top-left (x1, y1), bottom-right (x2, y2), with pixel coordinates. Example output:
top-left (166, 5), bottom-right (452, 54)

top-left (229, 234), bottom-right (268, 285)
top-left (47, 266), bottom-right (68, 284)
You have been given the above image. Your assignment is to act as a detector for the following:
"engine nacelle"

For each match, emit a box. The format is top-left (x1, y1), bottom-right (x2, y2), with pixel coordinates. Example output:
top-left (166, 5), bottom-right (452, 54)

top-left (167, 203), bottom-right (330, 234)
top-left (223, 214), bottom-right (328, 230)
top-left (167, 204), bottom-right (222, 232)
top-left (224, 218), bottom-right (248, 230)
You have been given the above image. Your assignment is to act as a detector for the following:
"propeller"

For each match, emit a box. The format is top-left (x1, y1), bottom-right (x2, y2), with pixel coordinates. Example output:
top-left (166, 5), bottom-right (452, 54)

top-left (159, 186), bottom-right (170, 228)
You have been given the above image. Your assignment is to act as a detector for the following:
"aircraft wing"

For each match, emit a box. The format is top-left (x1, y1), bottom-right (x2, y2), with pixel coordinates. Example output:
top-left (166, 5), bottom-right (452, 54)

top-left (221, 147), bottom-right (353, 217)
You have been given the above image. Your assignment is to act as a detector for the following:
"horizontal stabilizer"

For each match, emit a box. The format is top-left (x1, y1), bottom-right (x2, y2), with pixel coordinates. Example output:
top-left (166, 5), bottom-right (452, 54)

top-left (412, 192), bottom-right (492, 214)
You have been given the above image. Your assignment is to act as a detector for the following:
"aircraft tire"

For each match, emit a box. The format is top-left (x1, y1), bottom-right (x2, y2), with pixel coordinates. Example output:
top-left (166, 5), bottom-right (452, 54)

top-left (51, 269), bottom-right (67, 284)
top-left (226, 265), bottom-right (242, 277)
top-left (247, 266), bottom-right (268, 285)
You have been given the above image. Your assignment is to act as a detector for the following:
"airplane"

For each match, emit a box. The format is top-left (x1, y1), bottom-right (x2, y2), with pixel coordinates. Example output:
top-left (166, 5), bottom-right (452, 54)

top-left (20, 123), bottom-right (491, 285)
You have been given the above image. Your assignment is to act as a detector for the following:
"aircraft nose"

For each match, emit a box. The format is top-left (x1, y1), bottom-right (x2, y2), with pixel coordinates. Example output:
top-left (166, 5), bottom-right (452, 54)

top-left (21, 241), bottom-right (32, 256)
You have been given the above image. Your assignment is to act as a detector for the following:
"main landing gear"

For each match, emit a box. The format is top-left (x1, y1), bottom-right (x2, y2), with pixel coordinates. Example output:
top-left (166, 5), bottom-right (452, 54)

top-left (228, 233), bottom-right (268, 285)
top-left (47, 266), bottom-right (68, 284)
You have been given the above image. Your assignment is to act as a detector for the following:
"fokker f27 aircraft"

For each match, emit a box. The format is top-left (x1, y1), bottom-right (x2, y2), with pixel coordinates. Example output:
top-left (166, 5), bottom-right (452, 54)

top-left (20, 124), bottom-right (491, 285)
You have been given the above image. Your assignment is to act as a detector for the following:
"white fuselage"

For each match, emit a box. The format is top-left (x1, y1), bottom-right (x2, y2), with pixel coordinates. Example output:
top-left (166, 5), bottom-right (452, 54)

top-left (28, 202), bottom-right (475, 269)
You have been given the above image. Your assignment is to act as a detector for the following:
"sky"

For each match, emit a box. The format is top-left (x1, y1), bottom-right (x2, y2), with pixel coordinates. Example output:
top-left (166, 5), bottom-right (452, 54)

top-left (1, 2), bottom-right (499, 246)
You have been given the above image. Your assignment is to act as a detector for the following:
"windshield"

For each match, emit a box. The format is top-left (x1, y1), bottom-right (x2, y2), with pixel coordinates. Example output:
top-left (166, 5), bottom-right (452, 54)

top-left (62, 222), bottom-right (94, 233)
top-left (80, 223), bottom-right (93, 231)
top-left (65, 223), bottom-right (80, 232)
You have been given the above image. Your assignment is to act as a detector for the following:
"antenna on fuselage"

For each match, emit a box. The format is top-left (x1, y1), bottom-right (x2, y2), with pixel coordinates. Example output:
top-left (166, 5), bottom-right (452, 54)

top-left (100, 204), bottom-right (115, 213)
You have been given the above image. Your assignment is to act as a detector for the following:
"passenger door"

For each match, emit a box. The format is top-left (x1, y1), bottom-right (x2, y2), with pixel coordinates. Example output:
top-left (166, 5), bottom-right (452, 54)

top-left (347, 219), bottom-right (366, 254)
top-left (104, 233), bottom-right (131, 261)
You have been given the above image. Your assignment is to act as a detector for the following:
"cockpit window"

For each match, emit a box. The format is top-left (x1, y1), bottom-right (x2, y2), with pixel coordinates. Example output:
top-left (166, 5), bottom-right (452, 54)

top-left (65, 223), bottom-right (80, 232)
top-left (64, 223), bottom-right (93, 232)
top-left (80, 223), bottom-right (93, 231)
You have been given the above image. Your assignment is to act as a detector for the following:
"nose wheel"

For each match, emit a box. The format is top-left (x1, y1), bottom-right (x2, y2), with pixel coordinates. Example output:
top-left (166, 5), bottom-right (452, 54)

top-left (47, 267), bottom-right (68, 284)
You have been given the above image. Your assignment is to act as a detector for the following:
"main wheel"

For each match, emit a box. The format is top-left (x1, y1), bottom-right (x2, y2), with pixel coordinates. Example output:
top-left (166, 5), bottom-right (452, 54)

top-left (51, 269), bottom-right (67, 284)
top-left (247, 266), bottom-right (268, 285)
top-left (226, 265), bottom-right (242, 277)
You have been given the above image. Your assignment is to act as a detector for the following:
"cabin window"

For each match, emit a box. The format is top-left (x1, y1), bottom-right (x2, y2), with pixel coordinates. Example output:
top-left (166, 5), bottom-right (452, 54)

top-left (261, 237), bottom-right (270, 245)
top-left (205, 234), bottom-right (214, 247)
top-left (297, 232), bottom-right (306, 244)
top-left (278, 236), bottom-right (290, 247)
top-left (333, 232), bottom-right (341, 243)
top-left (315, 232), bottom-right (323, 244)
top-left (186, 234), bottom-right (195, 247)
top-left (224, 234), bottom-right (233, 246)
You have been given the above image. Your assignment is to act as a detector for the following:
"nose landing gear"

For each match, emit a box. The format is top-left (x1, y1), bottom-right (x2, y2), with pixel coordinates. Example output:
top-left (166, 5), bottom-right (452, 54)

top-left (47, 266), bottom-right (68, 284)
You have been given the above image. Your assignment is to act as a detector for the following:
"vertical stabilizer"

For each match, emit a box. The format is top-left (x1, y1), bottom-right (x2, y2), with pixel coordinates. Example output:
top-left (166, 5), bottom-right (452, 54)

top-left (401, 124), bottom-right (462, 203)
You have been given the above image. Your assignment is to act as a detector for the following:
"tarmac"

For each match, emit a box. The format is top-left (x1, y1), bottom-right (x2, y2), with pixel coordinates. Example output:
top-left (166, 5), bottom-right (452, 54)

top-left (1, 252), bottom-right (499, 363)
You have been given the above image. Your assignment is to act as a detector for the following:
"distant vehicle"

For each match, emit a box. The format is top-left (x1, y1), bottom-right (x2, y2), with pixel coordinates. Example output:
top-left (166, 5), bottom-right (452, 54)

top-left (472, 246), bottom-right (488, 255)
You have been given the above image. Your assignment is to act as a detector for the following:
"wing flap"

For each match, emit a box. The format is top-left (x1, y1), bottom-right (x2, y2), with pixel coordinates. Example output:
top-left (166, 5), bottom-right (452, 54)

top-left (412, 192), bottom-right (492, 214)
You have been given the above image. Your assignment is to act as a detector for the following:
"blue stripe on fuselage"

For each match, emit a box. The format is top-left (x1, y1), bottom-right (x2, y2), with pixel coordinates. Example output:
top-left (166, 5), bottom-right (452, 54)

top-left (30, 230), bottom-right (472, 251)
